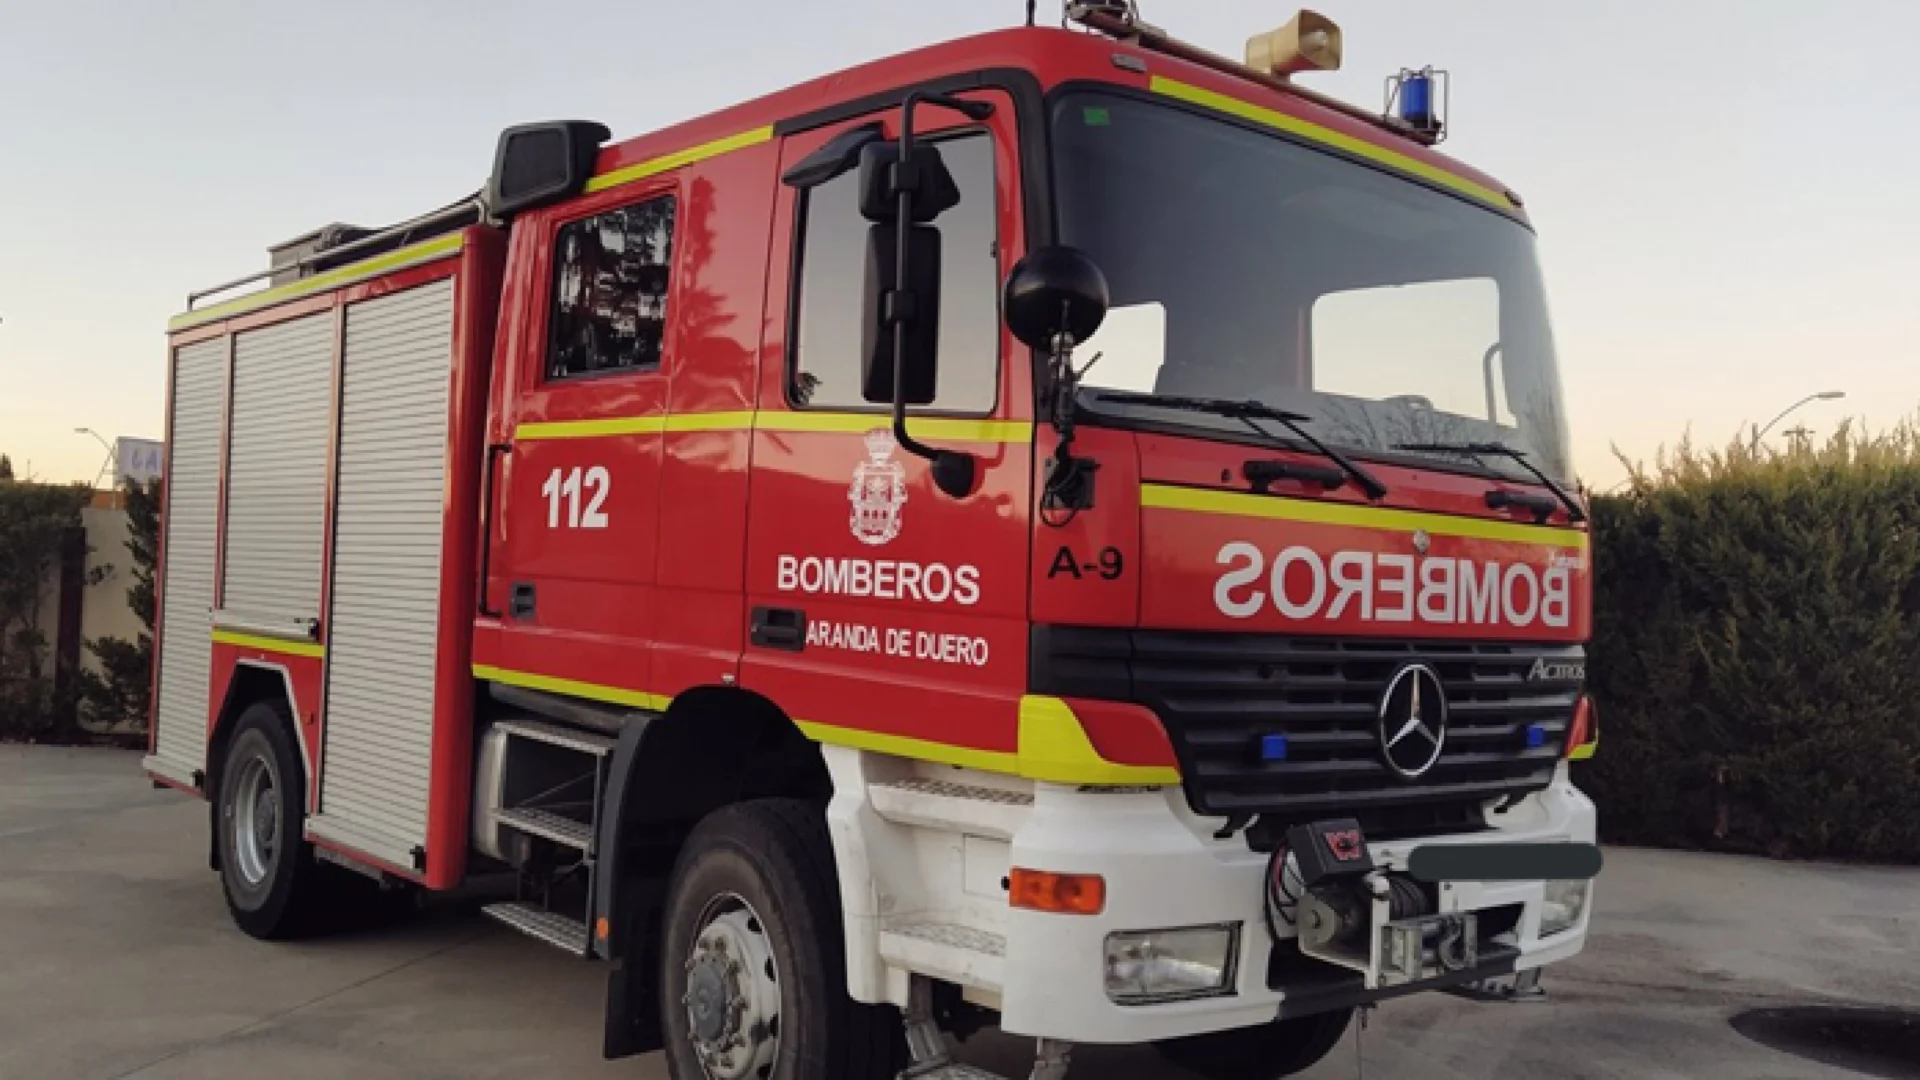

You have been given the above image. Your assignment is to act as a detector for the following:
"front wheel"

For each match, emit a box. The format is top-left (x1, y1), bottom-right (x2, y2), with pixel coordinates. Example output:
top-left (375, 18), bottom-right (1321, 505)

top-left (659, 799), bottom-right (905, 1080)
top-left (1154, 1008), bottom-right (1353, 1080)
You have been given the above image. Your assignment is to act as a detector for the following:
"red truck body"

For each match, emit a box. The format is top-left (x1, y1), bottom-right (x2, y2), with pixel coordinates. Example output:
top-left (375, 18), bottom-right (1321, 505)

top-left (145, 18), bottom-right (1597, 1077)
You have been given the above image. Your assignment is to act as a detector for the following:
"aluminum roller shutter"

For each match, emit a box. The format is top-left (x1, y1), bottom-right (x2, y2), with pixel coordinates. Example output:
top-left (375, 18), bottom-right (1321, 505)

top-left (145, 336), bottom-right (228, 785)
top-left (311, 277), bottom-right (454, 867)
top-left (221, 312), bottom-right (333, 626)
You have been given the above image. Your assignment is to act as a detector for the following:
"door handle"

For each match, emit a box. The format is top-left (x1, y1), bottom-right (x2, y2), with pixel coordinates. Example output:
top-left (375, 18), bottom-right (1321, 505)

top-left (477, 442), bottom-right (512, 619)
top-left (510, 582), bottom-right (537, 621)
top-left (750, 607), bottom-right (807, 652)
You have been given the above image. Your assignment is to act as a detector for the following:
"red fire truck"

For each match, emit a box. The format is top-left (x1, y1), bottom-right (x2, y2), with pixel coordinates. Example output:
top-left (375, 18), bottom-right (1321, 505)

top-left (145, 6), bottom-right (1600, 1078)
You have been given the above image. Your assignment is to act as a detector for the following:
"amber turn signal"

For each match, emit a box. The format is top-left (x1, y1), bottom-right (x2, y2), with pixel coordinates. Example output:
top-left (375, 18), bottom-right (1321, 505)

top-left (1009, 868), bottom-right (1107, 915)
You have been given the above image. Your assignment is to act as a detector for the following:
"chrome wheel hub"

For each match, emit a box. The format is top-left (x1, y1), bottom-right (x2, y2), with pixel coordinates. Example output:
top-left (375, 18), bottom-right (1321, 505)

top-left (683, 895), bottom-right (781, 1079)
top-left (229, 755), bottom-right (278, 887)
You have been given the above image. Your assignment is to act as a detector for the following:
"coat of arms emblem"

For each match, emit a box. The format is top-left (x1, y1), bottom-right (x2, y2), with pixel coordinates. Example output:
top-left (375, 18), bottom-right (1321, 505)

top-left (849, 429), bottom-right (908, 546)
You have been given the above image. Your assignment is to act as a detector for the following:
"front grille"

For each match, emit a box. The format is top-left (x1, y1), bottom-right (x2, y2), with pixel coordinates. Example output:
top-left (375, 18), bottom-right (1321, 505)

top-left (1032, 627), bottom-right (1583, 828)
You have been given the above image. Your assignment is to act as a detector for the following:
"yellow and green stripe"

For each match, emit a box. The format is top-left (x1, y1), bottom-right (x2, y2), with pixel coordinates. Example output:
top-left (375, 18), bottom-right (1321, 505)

top-left (170, 234), bottom-right (465, 333)
top-left (212, 629), bottom-right (325, 659)
top-left (1149, 76), bottom-right (1520, 215)
top-left (584, 126), bottom-right (775, 194)
top-left (169, 122), bottom-right (774, 336)
top-left (471, 662), bottom-right (1172, 787)
top-left (1142, 483), bottom-right (1587, 549)
top-left (514, 411), bottom-right (1032, 444)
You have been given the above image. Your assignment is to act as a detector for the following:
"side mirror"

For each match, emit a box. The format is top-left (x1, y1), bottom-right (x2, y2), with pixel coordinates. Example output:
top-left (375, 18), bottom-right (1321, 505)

top-left (863, 90), bottom-right (994, 501)
top-left (485, 120), bottom-right (611, 218)
top-left (1003, 246), bottom-right (1110, 352)
top-left (856, 141), bottom-right (961, 224)
top-left (860, 223), bottom-right (941, 405)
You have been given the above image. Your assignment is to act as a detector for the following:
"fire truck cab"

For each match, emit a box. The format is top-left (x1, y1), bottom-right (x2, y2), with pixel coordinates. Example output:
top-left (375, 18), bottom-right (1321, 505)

top-left (145, 7), bottom-right (1599, 1079)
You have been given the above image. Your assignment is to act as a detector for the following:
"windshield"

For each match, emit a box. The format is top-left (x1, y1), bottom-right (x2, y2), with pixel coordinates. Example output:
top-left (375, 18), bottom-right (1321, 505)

top-left (1052, 91), bottom-right (1573, 481)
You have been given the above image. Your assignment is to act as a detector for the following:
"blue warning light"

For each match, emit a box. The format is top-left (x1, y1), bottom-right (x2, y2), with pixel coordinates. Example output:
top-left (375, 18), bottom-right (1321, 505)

top-left (1400, 73), bottom-right (1434, 127)
top-left (1387, 67), bottom-right (1448, 139)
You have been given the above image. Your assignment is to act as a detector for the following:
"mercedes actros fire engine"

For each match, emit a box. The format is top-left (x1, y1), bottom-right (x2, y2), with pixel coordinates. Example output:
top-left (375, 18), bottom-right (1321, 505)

top-left (145, 6), bottom-right (1601, 1077)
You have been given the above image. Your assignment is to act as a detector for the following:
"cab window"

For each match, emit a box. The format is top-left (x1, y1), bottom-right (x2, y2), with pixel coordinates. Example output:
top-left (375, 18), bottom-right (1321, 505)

top-left (546, 195), bottom-right (678, 380)
top-left (790, 132), bottom-right (998, 412)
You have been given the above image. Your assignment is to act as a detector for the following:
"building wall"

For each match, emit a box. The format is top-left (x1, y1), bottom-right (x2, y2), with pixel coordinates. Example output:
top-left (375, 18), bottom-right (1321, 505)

top-left (78, 503), bottom-right (145, 669)
top-left (29, 494), bottom-right (145, 678)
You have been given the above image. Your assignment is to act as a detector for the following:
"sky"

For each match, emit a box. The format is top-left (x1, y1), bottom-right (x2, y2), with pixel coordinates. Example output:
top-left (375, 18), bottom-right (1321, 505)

top-left (2, 0), bottom-right (1914, 489)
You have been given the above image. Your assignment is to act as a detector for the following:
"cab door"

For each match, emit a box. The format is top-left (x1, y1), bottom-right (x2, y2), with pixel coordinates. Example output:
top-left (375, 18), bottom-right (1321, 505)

top-left (742, 89), bottom-right (1037, 763)
top-left (487, 182), bottom-right (681, 692)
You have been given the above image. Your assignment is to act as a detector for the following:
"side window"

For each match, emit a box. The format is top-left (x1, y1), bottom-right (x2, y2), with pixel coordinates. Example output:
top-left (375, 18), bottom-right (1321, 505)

top-left (791, 132), bottom-right (998, 412)
top-left (547, 195), bottom-right (677, 380)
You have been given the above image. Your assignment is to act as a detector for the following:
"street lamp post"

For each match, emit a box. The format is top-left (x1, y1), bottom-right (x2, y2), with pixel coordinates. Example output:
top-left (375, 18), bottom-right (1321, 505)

top-left (74, 427), bottom-right (117, 489)
top-left (1751, 391), bottom-right (1845, 451)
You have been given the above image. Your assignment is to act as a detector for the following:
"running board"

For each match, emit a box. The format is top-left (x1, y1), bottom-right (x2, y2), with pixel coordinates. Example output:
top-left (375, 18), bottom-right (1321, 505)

top-left (880, 921), bottom-right (1006, 991)
top-left (492, 716), bottom-right (616, 756)
top-left (497, 806), bottom-right (594, 851)
top-left (484, 901), bottom-right (591, 957)
top-left (869, 778), bottom-right (1033, 840)
top-left (902, 1065), bottom-right (1007, 1080)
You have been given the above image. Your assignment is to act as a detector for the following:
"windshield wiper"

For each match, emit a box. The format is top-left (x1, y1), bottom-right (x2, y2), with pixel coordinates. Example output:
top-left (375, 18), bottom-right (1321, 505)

top-left (1394, 441), bottom-right (1587, 523)
top-left (1091, 390), bottom-right (1389, 500)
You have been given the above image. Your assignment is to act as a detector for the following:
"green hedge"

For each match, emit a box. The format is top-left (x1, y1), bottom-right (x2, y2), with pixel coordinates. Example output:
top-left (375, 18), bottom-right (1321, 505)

top-left (0, 481), bottom-right (91, 742)
top-left (1581, 425), bottom-right (1920, 862)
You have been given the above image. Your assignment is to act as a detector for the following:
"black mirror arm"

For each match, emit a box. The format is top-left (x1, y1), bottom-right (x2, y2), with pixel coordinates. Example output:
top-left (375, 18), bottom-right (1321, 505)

top-left (887, 91), bottom-right (994, 499)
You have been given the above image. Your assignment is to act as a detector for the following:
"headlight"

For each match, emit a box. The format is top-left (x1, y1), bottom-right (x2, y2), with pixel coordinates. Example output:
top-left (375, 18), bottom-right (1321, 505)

top-left (1104, 924), bottom-right (1240, 1004)
top-left (1540, 879), bottom-right (1591, 937)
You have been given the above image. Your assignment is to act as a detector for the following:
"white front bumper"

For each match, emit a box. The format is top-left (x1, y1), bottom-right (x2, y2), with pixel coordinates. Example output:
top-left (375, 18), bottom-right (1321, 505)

top-left (995, 771), bottom-right (1597, 1044)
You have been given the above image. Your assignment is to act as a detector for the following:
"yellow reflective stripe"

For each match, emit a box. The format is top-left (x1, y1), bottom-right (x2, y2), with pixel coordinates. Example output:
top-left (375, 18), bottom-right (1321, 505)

top-left (794, 699), bottom-right (1167, 780)
top-left (516, 415), bottom-right (667, 441)
top-left (472, 664), bottom-right (670, 712)
top-left (471, 668), bottom-right (1167, 786)
top-left (754, 413), bottom-right (1033, 443)
top-left (1568, 734), bottom-right (1598, 761)
top-left (584, 126), bottom-right (776, 194)
top-left (797, 719), bottom-right (1022, 775)
top-left (664, 410), bottom-right (757, 433)
top-left (1149, 76), bottom-right (1518, 214)
top-left (169, 234), bottom-right (465, 333)
top-left (802, 697), bottom-right (1176, 785)
top-left (212, 629), bottom-right (325, 659)
top-left (513, 411), bottom-right (1032, 444)
top-left (1142, 483), bottom-right (1588, 550)
top-left (1016, 695), bottom-right (1181, 786)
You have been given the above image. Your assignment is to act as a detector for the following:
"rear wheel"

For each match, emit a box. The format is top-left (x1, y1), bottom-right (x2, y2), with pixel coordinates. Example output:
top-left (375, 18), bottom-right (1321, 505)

top-left (216, 702), bottom-right (334, 938)
top-left (659, 799), bottom-right (905, 1080)
top-left (1154, 1008), bottom-right (1353, 1080)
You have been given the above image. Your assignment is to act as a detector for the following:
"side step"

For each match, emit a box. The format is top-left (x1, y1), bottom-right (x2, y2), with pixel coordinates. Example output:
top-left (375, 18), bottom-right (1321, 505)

top-left (492, 716), bottom-right (616, 756)
top-left (483, 901), bottom-right (591, 956)
top-left (903, 1066), bottom-right (1007, 1080)
top-left (497, 806), bottom-right (593, 851)
top-left (869, 778), bottom-right (1033, 840)
top-left (880, 920), bottom-right (1006, 991)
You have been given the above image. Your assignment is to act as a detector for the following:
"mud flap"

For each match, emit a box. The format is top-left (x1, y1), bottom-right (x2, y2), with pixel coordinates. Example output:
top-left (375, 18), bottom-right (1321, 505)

top-left (603, 875), bottom-right (667, 1058)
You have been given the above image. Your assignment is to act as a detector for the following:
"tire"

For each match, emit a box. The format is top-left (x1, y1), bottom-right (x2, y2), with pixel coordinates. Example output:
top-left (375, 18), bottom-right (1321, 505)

top-left (215, 701), bottom-right (334, 939)
top-left (1155, 1009), bottom-right (1353, 1080)
top-left (659, 799), bottom-right (906, 1080)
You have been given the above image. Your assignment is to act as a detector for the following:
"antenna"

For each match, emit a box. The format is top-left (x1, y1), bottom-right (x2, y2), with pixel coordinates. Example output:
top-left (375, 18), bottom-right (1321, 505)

top-left (1026, 0), bottom-right (1036, 26)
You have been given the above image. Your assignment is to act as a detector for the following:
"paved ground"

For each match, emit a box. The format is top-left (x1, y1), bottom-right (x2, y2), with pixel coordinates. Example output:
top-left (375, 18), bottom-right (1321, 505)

top-left (2, 746), bottom-right (1916, 1080)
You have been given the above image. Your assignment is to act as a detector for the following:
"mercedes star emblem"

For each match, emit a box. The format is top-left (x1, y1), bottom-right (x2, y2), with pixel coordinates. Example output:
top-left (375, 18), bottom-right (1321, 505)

top-left (1378, 663), bottom-right (1448, 779)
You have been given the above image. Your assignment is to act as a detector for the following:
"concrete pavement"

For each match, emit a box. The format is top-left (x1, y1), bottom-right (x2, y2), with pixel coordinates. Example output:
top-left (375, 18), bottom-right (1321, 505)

top-left (1, 745), bottom-right (1915, 1079)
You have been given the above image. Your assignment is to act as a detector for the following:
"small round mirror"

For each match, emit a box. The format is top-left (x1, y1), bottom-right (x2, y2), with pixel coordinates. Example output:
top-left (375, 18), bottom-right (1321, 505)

top-left (1003, 246), bottom-right (1109, 351)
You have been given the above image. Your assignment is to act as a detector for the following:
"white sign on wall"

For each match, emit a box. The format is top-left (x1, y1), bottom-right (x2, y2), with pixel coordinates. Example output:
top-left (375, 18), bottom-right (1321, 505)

top-left (115, 437), bottom-right (164, 487)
